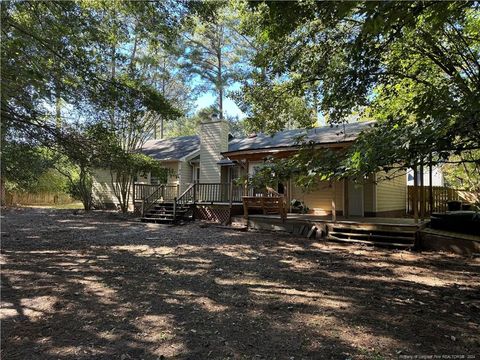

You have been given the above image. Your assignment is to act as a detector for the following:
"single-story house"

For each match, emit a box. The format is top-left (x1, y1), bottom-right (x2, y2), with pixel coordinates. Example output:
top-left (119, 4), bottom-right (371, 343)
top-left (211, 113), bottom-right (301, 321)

top-left (92, 118), bottom-right (407, 218)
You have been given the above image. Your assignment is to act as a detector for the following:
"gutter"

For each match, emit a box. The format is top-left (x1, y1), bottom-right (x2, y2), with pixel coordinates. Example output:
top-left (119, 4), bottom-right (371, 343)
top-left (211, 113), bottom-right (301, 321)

top-left (221, 140), bottom-right (355, 157)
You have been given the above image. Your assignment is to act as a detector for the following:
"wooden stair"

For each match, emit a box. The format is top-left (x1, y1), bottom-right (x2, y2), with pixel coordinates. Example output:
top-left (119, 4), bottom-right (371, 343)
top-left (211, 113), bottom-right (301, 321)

top-left (326, 222), bottom-right (418, 248)
top-left (141, 202), bottom-right (193, 224)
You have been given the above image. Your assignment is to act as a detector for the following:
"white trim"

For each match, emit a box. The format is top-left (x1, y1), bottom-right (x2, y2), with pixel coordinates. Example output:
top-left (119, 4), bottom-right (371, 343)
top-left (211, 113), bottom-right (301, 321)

top-left (180, 149), bottom-right (200, 162)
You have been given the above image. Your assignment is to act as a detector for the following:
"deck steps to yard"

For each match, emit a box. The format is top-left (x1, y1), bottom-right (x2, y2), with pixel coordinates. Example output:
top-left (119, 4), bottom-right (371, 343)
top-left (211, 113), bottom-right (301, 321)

top-left (141, 202), bottom-right (193, 224)
top-left (326, 223), bottom-right (417, 248)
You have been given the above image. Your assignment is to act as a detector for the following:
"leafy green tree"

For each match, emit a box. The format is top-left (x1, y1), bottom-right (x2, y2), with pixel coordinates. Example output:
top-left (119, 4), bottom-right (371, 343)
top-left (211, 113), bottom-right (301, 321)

top-left (108, 151), bottom-right (171, 213)
top-left (138, 45), bottom-right (197, 139)
top-left (182, 5), bottom-right (247, 119)
top-left (238, 1), bottom-right (480, 178)
top-left (52, 124), bottom-right (112, 211)
top-left (1, 142), bottom-right (56, 192)
top-left (443, 150), bottom-right (480, 208)
top-left (1, 1), bottom-right (193, 208)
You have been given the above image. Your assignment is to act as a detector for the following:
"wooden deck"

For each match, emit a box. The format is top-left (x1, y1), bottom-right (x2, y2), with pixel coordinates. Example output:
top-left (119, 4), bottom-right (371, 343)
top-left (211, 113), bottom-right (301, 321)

top-left (254, 213), bottom-right (421, 225)
top-left (418, 228), bottom-right (480, 255)
top-left (232, 213), bottom-right (427, 248)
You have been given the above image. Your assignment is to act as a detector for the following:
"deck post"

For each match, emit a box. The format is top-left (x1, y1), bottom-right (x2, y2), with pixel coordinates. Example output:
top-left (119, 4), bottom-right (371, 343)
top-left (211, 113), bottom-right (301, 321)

top-left (413, 165), bottom-right (419, 223)
top-left (429, 153), bottom-right (433, 214)
top-left (343, 178), bottom-right (349, 218)
top-left (288, 179), bottom-right (293, 213)
top-left (173, 197), bottom-right (177, 221)
top-left (420, 160), bottom-right (425, 221)
top-left (331, 181), bottom-right (337, 222)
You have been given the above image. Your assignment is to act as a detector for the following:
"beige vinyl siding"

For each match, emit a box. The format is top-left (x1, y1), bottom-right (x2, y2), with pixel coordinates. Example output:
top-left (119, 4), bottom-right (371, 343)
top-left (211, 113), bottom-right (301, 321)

top-left (178, 161), bottom-right (193, 193)
top-left (376, 169), bottom-right (407, 212)
top-left (92, 168), bottom-right (132, 209)
top-left (199, 120), bottom-right (229, 183)
top-left (291, 180), bottom-right (343, 215)
top-left (92, 168), bottom-right (117, 206)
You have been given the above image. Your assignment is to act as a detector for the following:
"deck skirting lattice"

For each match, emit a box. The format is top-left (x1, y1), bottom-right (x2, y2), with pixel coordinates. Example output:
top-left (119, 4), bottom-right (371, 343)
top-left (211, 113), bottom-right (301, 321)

top-left (194, 205), bottom-right (232, 224)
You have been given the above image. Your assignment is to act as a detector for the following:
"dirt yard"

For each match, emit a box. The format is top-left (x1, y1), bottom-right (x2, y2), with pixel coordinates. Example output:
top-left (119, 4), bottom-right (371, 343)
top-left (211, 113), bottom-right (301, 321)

top-left (1, 208), bottom-right (479, 360)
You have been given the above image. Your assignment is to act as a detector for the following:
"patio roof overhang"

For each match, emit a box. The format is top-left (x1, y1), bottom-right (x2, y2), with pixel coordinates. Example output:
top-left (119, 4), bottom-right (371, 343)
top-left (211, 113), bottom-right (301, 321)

top-left (217, 159), bottom-right (238, 167)
top-left (221, 141), bottom-right (353, 159)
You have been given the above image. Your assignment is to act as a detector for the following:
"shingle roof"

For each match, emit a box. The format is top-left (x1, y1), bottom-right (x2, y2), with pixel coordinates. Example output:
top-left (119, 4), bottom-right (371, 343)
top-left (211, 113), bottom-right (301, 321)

top-left (140, 135), bottom-right (200, 161)
top-left (226, 121), bottom-right (375, 153)
top-left (138, 122), bottom-right (375, 161)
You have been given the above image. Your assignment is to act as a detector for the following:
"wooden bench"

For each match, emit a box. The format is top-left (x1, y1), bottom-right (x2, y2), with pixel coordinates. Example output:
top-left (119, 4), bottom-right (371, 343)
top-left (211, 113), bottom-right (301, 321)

top-left (242, 195), bottom-right (286, 222)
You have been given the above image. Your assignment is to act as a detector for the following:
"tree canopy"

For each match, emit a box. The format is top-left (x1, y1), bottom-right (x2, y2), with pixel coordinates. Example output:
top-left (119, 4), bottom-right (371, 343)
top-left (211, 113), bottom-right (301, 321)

top-left (2, 0), bottom-right (479, 207)
top-left (238, 1), bottom-right (479, 175)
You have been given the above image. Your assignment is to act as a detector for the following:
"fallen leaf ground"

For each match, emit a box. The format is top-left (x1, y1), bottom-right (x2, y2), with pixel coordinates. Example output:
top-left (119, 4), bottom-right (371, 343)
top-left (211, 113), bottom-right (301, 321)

top-left (1, 207), bottom-right (479, 359)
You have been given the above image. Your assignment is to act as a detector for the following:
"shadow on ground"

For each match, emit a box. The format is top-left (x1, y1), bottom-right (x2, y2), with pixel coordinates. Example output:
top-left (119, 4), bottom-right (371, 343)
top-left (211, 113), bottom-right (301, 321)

top-left (1, 207), bottom-right (479, 359)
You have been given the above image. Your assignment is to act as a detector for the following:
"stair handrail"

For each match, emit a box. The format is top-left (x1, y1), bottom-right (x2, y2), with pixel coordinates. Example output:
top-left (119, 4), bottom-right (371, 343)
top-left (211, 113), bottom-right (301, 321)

top-left (141, 184), bottom-right (164, 217)
top-left (173, 183), bottom-right (196, 220)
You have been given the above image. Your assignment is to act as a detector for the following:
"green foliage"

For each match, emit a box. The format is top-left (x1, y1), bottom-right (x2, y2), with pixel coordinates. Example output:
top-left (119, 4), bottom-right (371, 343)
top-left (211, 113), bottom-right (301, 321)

top-left (163, 116), bottom-right (198, 138)
top-left (443, 150), bottom-right (480, 208)
top-left (163, 105), bottom-right (248, 138)
top-left (34, 169), bottom-right (70, 194)
top-left (233, 72), bottom-right (318, 133)
top-left (182, 4), bottom-right (248, 118)
top-left (238, 1), bottom-right (480, 177)
top-left (91, 124), bottom-right (172, 212)
top-left (1, 142), bottom-right (54, 192)
top-left (1, 0), bottom-right (186, 155)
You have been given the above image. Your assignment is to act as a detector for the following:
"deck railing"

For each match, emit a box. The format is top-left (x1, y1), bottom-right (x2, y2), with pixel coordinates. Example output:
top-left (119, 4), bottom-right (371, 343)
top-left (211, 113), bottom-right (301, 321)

top-left (134, 183), bottom-right (179, 201)
top-left (135, 183), bottom-right (179, 217)
top-left (407, 185), bottom-right (461, 213)
top-left (134, 182), bottom-right (252, 204)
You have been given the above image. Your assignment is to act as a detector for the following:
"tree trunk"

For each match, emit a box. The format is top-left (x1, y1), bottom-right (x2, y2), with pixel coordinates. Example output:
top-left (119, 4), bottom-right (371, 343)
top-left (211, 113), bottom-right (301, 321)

top-left (217, 39), bottom-right (223, 119)
top-left (55, 80), bottom-right (62, 129)
top-left (110, 44), bottom-right (116, 127)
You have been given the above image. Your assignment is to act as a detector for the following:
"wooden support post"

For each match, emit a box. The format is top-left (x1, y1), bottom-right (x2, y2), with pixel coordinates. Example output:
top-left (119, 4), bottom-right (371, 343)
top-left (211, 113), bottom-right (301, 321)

top-left (429, 153), bottom-right (433, 214)
top-left (331, 181), bottom-right (337, 222)
top-left (343, 178), bottom-right (349, 218)
top-left (229, 181), bottom-right (233, 209)
top-left (288, 179), bottom-right (293, 213)
top-left (420, 161), bottom-right (425, 221)
top-left (413, 166), bottom-right (419, 223)
top-left (173, 197), bottom-right (177, 221)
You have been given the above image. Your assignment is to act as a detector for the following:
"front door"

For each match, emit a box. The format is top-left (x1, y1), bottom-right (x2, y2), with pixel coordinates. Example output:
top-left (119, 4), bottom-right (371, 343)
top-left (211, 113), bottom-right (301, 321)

top-left (348, 181), bottom-right (364, 216)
